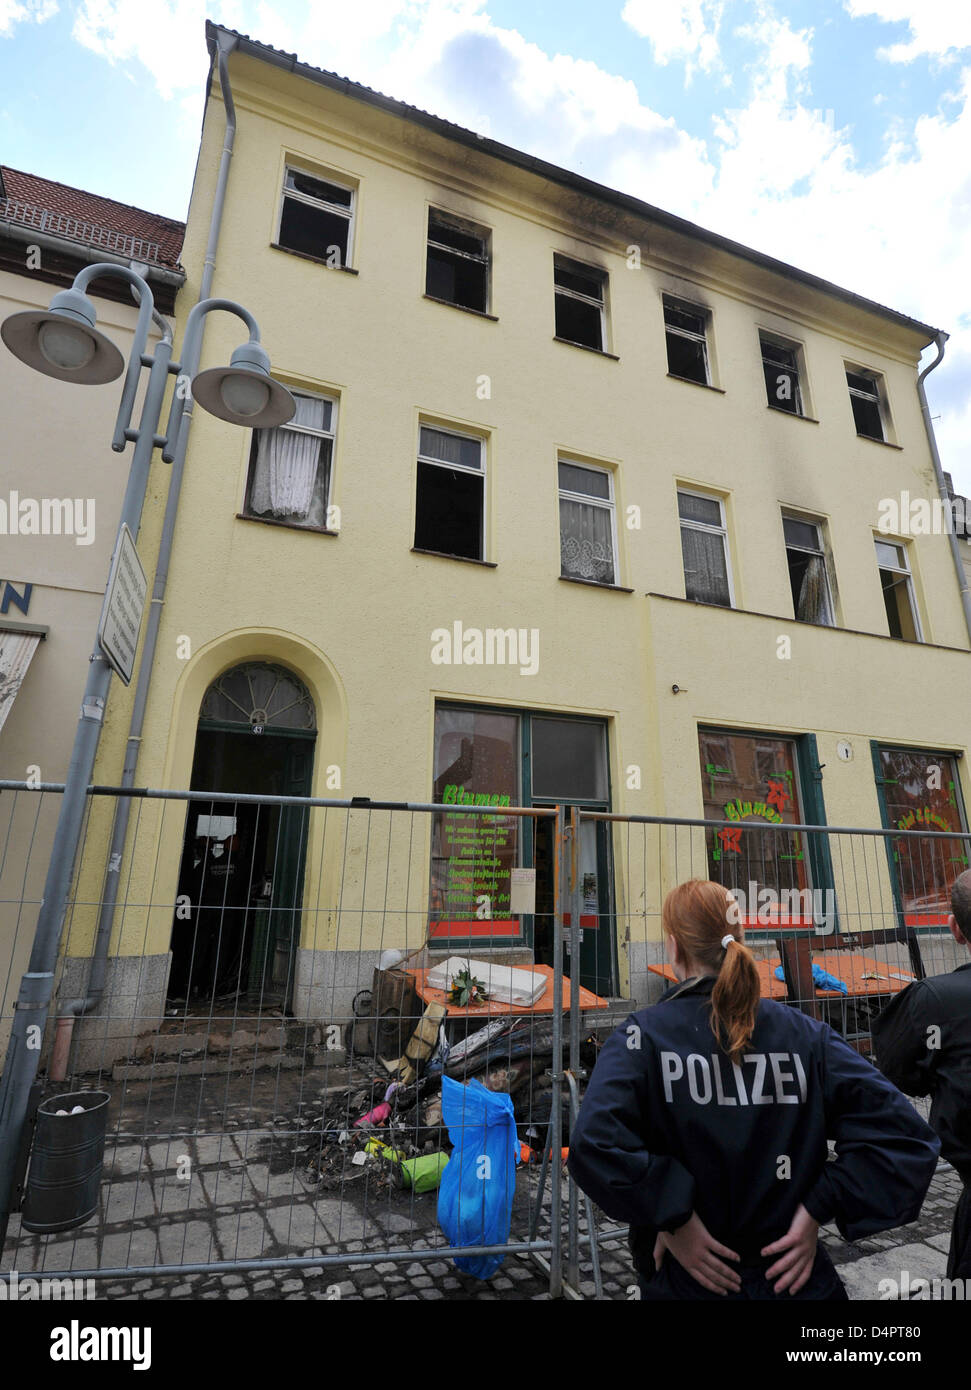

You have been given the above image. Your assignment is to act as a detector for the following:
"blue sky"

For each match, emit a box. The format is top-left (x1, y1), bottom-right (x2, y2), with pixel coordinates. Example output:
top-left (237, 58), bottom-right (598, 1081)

top-left (2, 0), bottom-right (970, 488)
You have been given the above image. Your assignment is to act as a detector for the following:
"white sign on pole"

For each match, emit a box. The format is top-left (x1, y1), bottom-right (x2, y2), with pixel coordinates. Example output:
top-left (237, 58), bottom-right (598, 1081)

top-left (97, 524), bottom-right (147, 686)
top-left (509, 867), bottom-right (537, 916)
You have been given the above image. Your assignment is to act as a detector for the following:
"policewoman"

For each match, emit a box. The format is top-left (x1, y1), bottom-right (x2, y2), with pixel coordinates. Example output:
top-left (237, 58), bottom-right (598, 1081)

top-left (568, 879), bottom-right (940, 1299)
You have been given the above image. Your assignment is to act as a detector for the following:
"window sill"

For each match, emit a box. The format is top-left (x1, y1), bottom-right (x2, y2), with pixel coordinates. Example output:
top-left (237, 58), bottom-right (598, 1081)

top-left (766, 404), bottom-right (819, 423)
top-left (559, 575), bottom-right (633, 594)
top-left (236, 512), bottom-right (339, 536)
top-left (856, 432), bottom-right (903, 450)
top-left (553, 337), bottom-right (619, 361)
top-left (667, 373), bottom-right (725, 394)
top-left (411, 547), bottom-right (497, 568)
top-left (423, 294), bottom-right (497, 321)
top-left (269, 243), bottom-right (359, 274)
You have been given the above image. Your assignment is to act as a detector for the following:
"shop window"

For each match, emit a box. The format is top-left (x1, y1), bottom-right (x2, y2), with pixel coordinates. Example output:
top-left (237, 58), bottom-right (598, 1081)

top-left (558, 460), bottom-right (617, 584)
top-left (846, 366), bottom-right (888, 441)
top-left (664, 297), bottom-right (710, 385)
top-left (277, 167), bottom-right (355, 267)
top-left (531, 716), bottom-right (608, 801)
top-left (876, 747), bottom-right (969, 929)
top-left (699, 729), bottom-right (819, 927)
top-left (426, 208), bottom-right (490, 312)
top-left (783, 513), bottom-right (834, 625)
top-left (678, 489), bottom-right (733, 607)
top-left (554, 255), bottom-right (607, 351)
top-left (244, 391), bottom-right (336, 529)
top-left (414, 424), bottom-right (485, 561)
top-left (875, 538), bottom-right (922, 641)
top-left (760, 333), bottom-right (804, 415)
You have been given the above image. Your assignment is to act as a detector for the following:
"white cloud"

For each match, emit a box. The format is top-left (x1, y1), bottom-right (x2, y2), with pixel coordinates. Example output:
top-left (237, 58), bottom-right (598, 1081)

top-left (0, 0), bottom-right (57, 39)
top-left (843, 1), bottom-right (971, 63)
top-left (621, 0), bottom-right (725, 74)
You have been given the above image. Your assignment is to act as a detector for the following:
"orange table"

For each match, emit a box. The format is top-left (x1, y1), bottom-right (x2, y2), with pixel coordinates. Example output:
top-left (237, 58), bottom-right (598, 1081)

top-left (406, 963), bottom-right (606, 1018)
top-left (648, 952), bottom-right (916, 1001)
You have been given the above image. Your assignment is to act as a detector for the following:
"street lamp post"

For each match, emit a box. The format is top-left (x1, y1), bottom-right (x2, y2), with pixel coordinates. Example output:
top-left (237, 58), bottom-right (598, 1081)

top-left (0, 263), bottom-right (294, 1245)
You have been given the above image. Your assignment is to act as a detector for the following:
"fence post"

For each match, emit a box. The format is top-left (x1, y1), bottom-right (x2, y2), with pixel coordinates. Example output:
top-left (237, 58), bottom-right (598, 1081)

top-left (547, 804), bottom-right (568, 1298)
top-left (566, 805), bottom-right (582, 1289)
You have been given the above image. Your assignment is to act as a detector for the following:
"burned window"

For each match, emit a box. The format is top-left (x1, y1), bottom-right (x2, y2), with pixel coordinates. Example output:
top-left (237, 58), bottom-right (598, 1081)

top-left (245, 391), bottom-right (336, 529)
top-left (761, 335), bottom-right (803, 415)
top-left (678, 489), bottom-right (733, 607)
top-left (664, 298), bottom-right (710, 385)
top-left (426, 209), bottom-right (489, 312)
top-left (414, 425), bottom-right (485, 561)
top-left (783, 515), bottom-right (834, 625)
top-left (847, 369), bottom-right (885, 441)
top-left (875, 539), bottom-right (921, 641)
top-left (278, 167), bottom-right (354, 267)
top-left (554, 255), bottom-right (607, 351)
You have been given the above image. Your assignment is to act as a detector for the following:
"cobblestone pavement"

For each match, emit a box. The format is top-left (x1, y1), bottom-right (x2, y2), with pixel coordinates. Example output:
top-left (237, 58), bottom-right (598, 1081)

top-left (3, 1122), bottom-right (963, 1300)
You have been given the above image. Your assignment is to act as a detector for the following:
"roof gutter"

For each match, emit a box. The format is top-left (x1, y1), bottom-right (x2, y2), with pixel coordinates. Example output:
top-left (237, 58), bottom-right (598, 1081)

top-left (0, 220), bottom-right (184, 288)
top-left (915, 333), bottom-right (971, 648)
top-left (50, 29), bottom-right (240, 1078)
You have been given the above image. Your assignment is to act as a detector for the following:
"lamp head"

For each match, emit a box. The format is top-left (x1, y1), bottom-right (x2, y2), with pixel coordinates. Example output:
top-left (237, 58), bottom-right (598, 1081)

top-left (0, 288), bottom-right (124, 384)
top-left (191, 341), bottom-right (296, 429)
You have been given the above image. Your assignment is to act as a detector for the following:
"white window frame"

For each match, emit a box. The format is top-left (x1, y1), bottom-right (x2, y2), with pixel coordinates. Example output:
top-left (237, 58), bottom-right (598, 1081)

top-left (553, 254), bottom-right (607, 351)
top-left (416, 423), bottom-right (487, 560)
top-left (678, 486), bottom-right (735, 608)
top-left (426, 207), bottom-right (491, 312)
top-left (663, 296), bottom-right (711, 385)
top-left (278, 165), bottom-right (356, 266)
top-left (846, 365), bottom-right (887, 442)
top-left (760, 331), bottom-right (805, 416)
top-left (874, 537), bottom-right (923, 642)
top-left (781, 511), bottom-right (835, 626)
top-left (245, 388), bottom-right (338, 529)
top-left (557, 459), bottom-right (619, 585)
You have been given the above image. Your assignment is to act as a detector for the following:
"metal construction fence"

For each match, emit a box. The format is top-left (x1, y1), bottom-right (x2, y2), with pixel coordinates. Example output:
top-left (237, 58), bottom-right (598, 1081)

top-left (0, 781), bottom-right (967, 1298)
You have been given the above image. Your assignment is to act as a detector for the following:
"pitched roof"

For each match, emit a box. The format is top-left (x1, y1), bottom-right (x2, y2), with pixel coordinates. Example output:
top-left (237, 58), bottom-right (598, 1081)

top-left (0, 166), bottom-right (184, 271)
top-left (206, 22), bottom-right (942, 345)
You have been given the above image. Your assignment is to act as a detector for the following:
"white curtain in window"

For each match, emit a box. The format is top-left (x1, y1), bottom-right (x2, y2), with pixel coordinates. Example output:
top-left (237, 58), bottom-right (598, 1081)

top-left (251, 395), bottom-right (326, 520)
top-left (560, 499), bottom-right (614, 583)
top-left (681, 526), bottom-right (730, 604)
top-left (796, 554), bottom-right (830, 624)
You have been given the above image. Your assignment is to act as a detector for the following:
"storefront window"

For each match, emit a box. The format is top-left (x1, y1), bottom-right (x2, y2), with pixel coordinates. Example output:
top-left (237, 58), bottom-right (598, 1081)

top-left (430, 707), bottom-right (521, 939)
top-left (878, 748), bottom-right (969, 927)
top-left (699, 729), bottom-right (811, 924)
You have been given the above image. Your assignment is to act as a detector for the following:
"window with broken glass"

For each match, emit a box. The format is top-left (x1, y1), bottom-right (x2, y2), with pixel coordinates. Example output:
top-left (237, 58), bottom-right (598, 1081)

top-left (277, 167), bottom-right (355, 267)
top-left (761, 335), bottom-right (803, 415)
top-left (664, 297), bottom-right (710, 385)
top-left (783, 514), bottom-right (834, 625)
top-left (847, 368), bottom-right (885, 441)
top-left (244, 391), bottom-right (336, 529)
top-left (554, 255), bottom-right (607, 351)
top-left (875, 538), bottom-right (922, 641)
top-left (559, 460), bottom-right (617, 584)
top-left (426, 208), bottom-right (490, 312)
top-left (414, 424), bottom-right (485, 561)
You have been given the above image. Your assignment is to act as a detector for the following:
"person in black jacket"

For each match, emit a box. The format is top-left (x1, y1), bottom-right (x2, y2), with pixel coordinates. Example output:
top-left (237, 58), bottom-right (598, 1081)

top-left (568, 878), bottom-right (941, 1299)
top-left (872, 869), bottom-right (971, 1280)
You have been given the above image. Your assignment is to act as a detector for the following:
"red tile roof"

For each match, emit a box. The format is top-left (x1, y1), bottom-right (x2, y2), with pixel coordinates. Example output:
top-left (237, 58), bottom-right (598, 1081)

top-left (0, 166), bottom-right (184, 271)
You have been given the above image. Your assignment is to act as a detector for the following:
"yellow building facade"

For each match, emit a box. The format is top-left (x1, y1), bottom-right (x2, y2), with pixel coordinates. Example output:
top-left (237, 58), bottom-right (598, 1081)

top-left (67, 27), bottom-right (970, 1059)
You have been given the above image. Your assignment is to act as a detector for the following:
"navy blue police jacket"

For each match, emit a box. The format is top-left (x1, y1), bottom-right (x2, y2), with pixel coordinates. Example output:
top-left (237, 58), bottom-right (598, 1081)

top-left (568, 975), bottom-right (940, 1271)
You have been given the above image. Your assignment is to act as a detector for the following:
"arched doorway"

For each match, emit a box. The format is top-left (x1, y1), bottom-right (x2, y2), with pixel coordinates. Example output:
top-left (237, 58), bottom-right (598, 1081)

top-left (168, 662), bottom-right (317, 1010)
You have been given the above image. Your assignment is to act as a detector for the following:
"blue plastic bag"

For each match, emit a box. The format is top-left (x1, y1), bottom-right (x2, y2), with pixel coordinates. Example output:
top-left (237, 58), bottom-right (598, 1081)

top-left (437, 1076), bottom-right (520, 1279)
top-left (774, 962), bottom-right (849, 995)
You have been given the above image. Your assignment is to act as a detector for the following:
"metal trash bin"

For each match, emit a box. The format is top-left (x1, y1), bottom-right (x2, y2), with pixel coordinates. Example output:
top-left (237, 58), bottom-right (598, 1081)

top-left (20, 1090), bottom-right (110, 1234)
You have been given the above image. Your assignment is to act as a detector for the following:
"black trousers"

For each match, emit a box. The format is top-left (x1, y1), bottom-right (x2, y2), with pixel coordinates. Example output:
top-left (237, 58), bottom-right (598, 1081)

top-left (947, 1184), bottom-right (971, 1280)
top-left (637, 1244), bottom-right (848, 1301)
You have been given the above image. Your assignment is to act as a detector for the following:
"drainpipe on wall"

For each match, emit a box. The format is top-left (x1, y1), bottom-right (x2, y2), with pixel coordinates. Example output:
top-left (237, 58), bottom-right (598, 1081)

top-left (915, 331), bottom-right (971, 649)
top-left (50, 30), bottom-right (240, 1081)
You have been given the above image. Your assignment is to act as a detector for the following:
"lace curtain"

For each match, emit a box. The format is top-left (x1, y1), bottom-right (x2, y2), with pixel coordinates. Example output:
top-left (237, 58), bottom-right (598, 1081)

top-left (681, 526), bottom-right (730, 605)
top-left (560, 498), bottom-right (615, 583)
top-left (795, 554), bottom-right (830, 624)
top-left (250, 395), bottom-right (327, 523)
